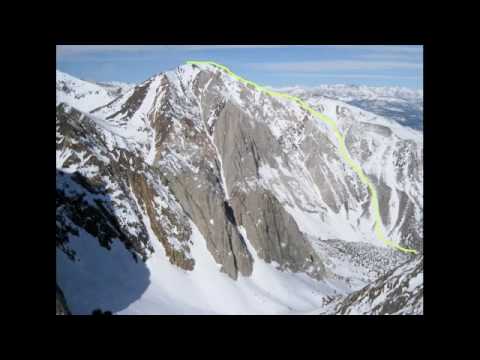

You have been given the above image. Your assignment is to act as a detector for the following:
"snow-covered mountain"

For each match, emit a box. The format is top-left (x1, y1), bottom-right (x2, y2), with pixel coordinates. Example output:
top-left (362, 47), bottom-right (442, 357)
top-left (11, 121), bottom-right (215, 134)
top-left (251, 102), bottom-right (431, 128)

top-left (275, 84), bottom-right (423, 130)
top-left (56, 70), bottom-right (133, 113)
top-left (56, 64), bottom-right (423, 315)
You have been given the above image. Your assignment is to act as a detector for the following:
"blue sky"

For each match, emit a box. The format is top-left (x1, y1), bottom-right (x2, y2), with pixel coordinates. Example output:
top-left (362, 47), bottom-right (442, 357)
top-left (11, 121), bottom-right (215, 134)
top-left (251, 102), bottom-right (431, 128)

top-left (57, 45), bottom-right (423, 89)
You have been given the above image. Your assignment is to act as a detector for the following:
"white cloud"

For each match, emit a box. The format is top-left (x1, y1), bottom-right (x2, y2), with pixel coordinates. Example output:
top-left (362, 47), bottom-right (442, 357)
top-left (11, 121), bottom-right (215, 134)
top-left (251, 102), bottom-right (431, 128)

top-left (56, 45), bottom-right (288, 57)
top-left (326, 45), bottom-right (422, 53)
top-left (355, 53), bottom-right (422, 61)
top-left (56, 45), bottom-right (423, 63)
top-left (291, 73), bottom-right (421, 80)
top-left (248, 60), bottom-right (423, 72)
top-left (185, 45), bottom-right (288, 50)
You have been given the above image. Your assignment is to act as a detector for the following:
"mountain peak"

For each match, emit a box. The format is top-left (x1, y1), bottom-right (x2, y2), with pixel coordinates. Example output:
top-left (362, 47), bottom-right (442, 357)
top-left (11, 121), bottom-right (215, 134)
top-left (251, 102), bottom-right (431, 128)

top-left (56, 64), bottom-right (423, 315)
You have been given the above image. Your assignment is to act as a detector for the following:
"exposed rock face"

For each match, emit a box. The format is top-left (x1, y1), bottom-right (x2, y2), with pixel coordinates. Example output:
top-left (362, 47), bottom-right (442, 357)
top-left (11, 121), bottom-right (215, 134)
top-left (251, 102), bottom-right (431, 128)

top-left (232, 190), bottom-right (325, 279)
top-left (163, 166), bottom-right (253, 279)
top-left (212, 100), bottom-right (324, 279)
top-left (56, 103), bottom-right (194, 269)
top-left (319, 256), bottom-right (423, 315)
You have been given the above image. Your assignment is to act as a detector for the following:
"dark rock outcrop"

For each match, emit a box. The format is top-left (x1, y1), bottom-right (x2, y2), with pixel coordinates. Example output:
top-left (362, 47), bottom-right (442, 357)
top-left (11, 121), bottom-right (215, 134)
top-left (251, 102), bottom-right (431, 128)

top-left (56, 284), bottom-right (71, 315)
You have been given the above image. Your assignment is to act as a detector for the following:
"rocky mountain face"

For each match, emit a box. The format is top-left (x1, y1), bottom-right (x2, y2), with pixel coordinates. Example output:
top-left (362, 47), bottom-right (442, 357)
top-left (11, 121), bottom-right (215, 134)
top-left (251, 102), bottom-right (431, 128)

top-left (56, 102), bottom-right (194, 267)
top-left (276, 84), bottom-right (423, 130)
top-left (317, 256), bottom-right (423, 315)
top-left (56, 64), bottom-right (423, 314)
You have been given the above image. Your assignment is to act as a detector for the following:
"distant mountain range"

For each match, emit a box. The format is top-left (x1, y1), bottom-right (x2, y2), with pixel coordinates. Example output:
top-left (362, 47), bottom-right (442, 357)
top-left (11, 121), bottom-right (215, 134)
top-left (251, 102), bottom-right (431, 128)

top-left (274, 84), bottom-right (423, 130)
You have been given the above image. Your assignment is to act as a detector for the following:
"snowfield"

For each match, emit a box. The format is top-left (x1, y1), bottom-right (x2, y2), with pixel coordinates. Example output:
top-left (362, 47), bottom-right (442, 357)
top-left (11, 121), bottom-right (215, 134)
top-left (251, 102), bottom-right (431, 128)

top-left (57, 220), bottom-right (349, 315)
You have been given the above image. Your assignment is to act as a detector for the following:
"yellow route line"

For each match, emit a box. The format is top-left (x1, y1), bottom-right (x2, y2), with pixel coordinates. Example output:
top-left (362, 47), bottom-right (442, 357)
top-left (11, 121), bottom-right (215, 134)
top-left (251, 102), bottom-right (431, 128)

top-left (186, 61), bottom-right (418, 255)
